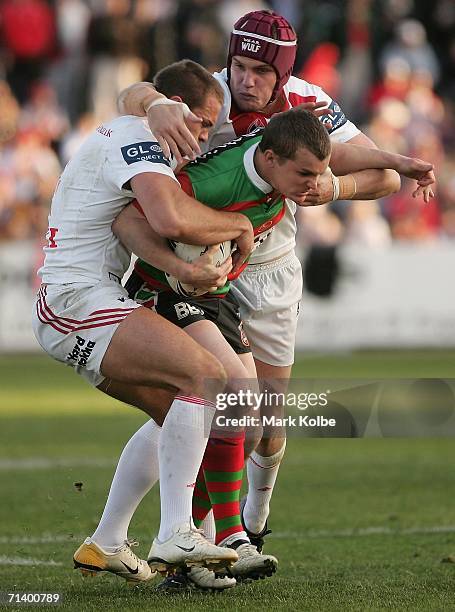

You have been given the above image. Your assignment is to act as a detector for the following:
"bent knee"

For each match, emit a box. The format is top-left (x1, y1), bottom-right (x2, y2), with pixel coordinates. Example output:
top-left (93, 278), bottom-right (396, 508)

top-left (178, 347), bottom-right (227, 399)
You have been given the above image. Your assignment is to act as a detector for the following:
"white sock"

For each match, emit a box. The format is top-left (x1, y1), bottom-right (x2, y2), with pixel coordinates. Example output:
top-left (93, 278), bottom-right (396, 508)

top-left (91, 419), bottom-right (161, 550)
top-left (244, 441), bottom-right (287, 534)
top-left (158, 396), bottom-right (215, 542)
top-left (200, 510), bottom-right (216, 544)
top-left (219, 531), bottom-right (249, 547)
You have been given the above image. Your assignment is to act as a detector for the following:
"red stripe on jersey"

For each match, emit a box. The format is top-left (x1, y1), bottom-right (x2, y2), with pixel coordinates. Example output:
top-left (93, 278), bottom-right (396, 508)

top-left (177, 171), bottom-right (195, 197)
top-left (132, 198), bottom-right (146, 216)
top-left (223, 191), bottom-right (282, 213)
top-left (134, 263), bottom-right (170, 290)
top-left (229, 92), bottom-right (290, 137)
top-left (288, 92), bottom-right (317, 108)
top-left (253, 203), bottom-right (286, 236)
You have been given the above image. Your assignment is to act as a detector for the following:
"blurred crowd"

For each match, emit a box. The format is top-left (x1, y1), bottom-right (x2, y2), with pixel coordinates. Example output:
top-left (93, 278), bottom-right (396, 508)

top-left (0, 0), bottom-right (454, 246)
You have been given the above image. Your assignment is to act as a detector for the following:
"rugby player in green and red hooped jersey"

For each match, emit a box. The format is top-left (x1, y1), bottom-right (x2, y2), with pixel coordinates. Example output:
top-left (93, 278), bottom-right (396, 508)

top-left (132, 130), bottom-right (286, 299)
top-left (108, 108), bottom-right (333, 586)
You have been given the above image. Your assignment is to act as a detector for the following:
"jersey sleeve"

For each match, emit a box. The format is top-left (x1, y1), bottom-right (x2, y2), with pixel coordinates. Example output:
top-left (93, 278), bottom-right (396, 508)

top-left (104, 117), bottom-right (178, 193)
top-left (287, 77), bottom-right (361, 143)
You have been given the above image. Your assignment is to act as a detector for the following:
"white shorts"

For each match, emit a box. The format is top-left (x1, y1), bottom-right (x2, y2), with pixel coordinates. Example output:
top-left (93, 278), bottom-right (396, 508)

top-left (230, 251), bottom-right (302, 367)
top-left (32, 281), bottom-right (140, 387)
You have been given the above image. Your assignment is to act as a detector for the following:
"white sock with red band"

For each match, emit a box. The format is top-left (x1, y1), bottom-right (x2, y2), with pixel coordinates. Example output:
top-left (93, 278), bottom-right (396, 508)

top-left (244, 441), bottom-right (287, 535)
top-left (91, 419), bottom-right (161, 551)
top-left (157, 396), bottom-right (216, 542)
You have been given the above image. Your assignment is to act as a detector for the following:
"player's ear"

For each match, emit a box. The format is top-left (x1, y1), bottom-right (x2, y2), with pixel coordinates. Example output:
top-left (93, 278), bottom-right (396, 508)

top-left (169, 95), bottom-right (184, 103)
top-left (263, 149), bottom-right (278, 167)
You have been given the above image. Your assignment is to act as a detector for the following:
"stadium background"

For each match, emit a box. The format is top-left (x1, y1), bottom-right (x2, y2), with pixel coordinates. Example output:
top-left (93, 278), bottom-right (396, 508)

top-left (1, 1), bottom-right (455, 609)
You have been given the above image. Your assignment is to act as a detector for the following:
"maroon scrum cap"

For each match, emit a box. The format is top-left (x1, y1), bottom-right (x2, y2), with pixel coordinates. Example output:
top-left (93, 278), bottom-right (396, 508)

top-left (227, 10), bottom-right (297, 102)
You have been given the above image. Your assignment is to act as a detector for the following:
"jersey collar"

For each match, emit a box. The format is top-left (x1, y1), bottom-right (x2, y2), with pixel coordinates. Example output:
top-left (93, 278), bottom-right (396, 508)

top-left (243, 142), bottom-right (273, 194)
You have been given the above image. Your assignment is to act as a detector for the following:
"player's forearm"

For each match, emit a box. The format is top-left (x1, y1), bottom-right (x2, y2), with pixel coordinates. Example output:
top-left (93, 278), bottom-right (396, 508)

top-left (336, 168), bottom-right (401, 200)
top-left (164, 199), bottom-right (252, 246)
top-left (330, 142), bottom-right (405, 176)
top-left (132, 174), bottom-right (252, 246)
top-left (112, 213), bottom-right (193, 278)
top-left (117, 82), bottom-right (163, 117)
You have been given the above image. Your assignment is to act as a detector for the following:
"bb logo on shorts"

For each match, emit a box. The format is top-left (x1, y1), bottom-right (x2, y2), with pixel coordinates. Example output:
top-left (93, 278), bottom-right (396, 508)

top-left (67, 335), bottom-right (96, 367)
top-left (174, 302), bottom-right (204, 320)
top-left (121, 142), bottom-right (170, 166)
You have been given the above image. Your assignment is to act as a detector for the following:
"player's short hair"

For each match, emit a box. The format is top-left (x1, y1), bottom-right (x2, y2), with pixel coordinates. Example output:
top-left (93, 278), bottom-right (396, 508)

top-left (259, 108), bottom-right (331, 161)
top-left (153, 60), bottom-right (224, 110)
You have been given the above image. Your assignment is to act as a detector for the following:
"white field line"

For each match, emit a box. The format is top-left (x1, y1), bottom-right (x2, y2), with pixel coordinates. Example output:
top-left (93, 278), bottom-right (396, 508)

top-left (0, 556), bottom-right (62, 566)
top-left (0, 457), bottom-right (116, 470)
top-left (2, 525), bottom-right (455, 546)
top-left (271, 525), bottom-right (455, 539)
top-left (0, 535), bottom-right (75, 544)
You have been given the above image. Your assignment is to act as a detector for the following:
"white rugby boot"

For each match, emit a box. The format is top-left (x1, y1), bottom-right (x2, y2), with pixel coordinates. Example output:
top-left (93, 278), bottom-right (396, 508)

top-left (228, 541), bottom-right (278, 581)
top-left (148, 522), bottom-right (238, 573)
top-left (73, 538), bottom-right (154, 583)
top-left (187, 567), bottom-right (236, 590)
top-left (156, 567), bottom-right (236, 593)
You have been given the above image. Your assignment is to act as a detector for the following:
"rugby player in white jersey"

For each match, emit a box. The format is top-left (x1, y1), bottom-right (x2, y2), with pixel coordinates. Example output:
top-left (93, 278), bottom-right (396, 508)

top-left (31, 61), bottom-right (258, 581)
top-left (116, 9), bottom-right (434, 555)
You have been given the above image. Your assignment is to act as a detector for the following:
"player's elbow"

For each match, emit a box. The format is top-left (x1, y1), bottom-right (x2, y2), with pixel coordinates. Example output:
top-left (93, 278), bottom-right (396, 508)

top-left (152, 213), bottom-right (185, 240)
top-left (382, 169), bottom-right (401, 195)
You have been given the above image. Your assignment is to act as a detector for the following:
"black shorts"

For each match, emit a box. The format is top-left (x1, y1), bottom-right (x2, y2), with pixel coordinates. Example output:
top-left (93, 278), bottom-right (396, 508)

top-left (125, 271), bottom-right (251, 355)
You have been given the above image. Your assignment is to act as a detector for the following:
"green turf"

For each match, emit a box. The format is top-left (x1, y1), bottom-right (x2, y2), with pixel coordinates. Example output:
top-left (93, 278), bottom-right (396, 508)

top-left (0, 352), bottom-right (454, 611)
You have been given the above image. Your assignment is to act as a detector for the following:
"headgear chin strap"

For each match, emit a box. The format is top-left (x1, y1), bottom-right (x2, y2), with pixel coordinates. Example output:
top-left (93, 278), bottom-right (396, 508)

top-left (227, 10), bottom-right (297, 103)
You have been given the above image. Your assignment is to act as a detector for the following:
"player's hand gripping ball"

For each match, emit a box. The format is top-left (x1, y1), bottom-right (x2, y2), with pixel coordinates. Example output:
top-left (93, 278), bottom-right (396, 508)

top-left (166, 241), bottom-right (232, 297)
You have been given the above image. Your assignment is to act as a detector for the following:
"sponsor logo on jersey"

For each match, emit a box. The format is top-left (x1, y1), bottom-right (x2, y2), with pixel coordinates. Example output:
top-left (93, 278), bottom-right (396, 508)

top-left (247, 117), bottom-right (268, 133)
top-left (241, 37), bottom-right (261, 53)
top-left (67, 335), bottom-right (96, 367)
top-left (321, 100), bottom-right (347, 133)
top-left (121, 141), bottom-right (170, 166)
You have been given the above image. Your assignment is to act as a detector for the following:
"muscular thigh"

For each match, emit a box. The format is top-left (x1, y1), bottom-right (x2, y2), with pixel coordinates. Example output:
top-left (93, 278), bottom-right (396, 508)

top-left (100, 305), bottom-right (215, 391)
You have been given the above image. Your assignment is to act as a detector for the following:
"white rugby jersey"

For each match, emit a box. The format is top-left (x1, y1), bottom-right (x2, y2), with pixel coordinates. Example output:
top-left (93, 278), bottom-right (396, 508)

top-left (208, 69), bottom-right (361, 263)
top-left (39, 116), bottom-right (177, 285)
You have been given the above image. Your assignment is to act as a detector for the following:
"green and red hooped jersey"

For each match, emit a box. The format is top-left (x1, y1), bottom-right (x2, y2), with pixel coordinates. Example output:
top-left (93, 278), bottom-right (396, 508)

top-left (134, 130), bottom-right (286, 298)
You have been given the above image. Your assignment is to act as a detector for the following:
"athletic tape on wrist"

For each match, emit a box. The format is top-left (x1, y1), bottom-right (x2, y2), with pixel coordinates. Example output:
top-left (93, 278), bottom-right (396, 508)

top-left (145, 98), bottom-right (191, 118)
top-left (339, 174), bottom-right (357, 200)
top-left (331, 172), bottom-right (340, 202)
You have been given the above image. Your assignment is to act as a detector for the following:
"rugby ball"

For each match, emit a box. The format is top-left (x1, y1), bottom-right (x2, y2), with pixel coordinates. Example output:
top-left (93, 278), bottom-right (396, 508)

top-left (165, 240), bottom-right (232, 297)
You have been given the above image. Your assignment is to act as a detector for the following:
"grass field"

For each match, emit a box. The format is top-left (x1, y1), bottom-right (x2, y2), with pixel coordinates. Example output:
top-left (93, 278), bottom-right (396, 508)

top-left (1, 352), bottom-right (454, 611)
